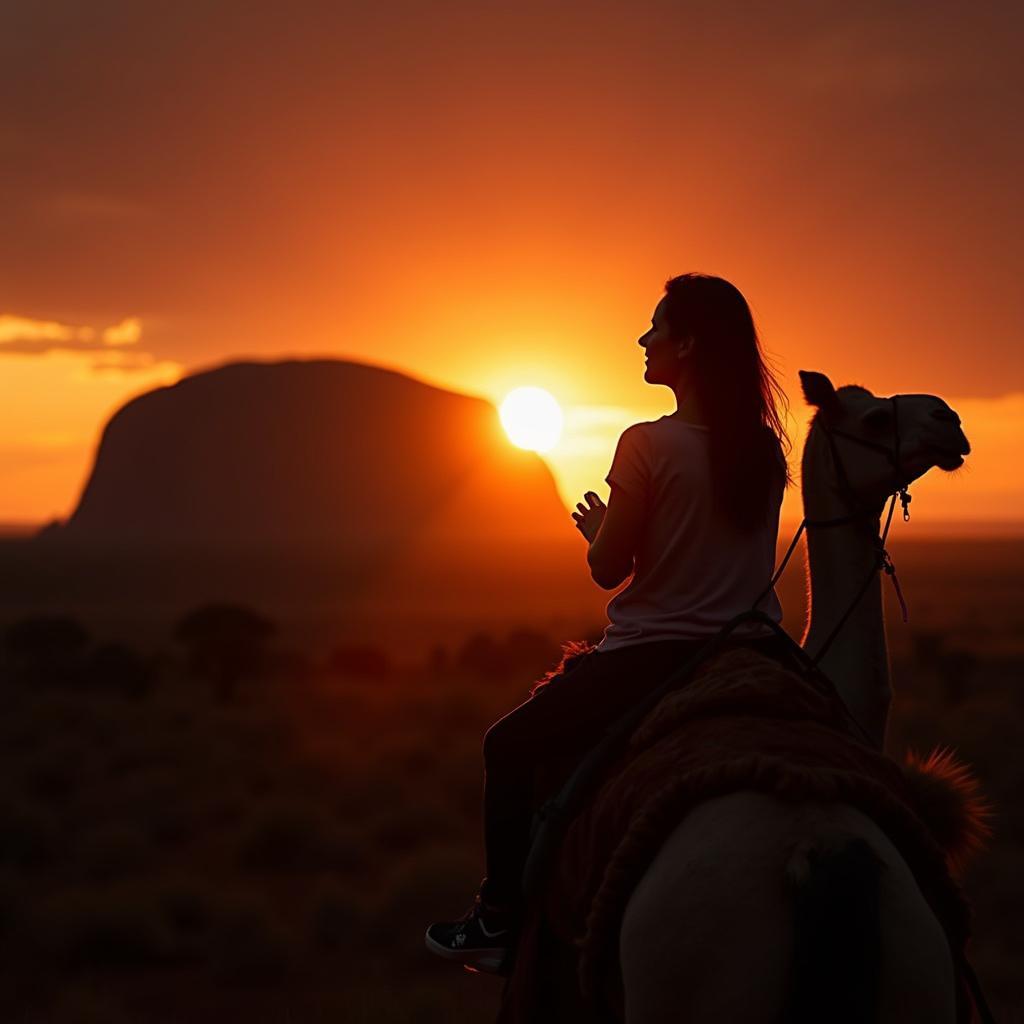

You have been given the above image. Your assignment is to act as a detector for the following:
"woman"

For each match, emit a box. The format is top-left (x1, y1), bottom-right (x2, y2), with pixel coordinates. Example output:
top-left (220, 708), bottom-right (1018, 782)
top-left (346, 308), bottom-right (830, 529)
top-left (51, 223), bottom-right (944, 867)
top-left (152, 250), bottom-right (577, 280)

top-left (425, 273), bottom-right (793, 971)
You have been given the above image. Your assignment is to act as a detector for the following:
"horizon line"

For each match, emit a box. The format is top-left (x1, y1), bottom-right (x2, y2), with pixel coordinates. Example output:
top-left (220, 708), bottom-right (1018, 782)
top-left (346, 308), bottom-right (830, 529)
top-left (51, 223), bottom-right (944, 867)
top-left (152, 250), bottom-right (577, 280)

top-left (2, 518), bottom-right (1022, 540)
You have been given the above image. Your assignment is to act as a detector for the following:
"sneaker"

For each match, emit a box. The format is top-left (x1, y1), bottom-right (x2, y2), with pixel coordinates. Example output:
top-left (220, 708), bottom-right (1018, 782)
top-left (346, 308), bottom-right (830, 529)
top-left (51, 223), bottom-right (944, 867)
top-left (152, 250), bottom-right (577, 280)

top-left (424, 893), bottom-right (515, 973)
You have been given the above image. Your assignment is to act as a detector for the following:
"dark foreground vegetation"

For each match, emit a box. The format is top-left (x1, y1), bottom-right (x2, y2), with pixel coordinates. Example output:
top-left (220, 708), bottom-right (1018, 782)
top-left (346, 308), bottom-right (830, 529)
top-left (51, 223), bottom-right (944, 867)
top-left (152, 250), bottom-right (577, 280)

top-left (0, 566), bottom-right (1020, 1021)
top-left (0, 608), bottom-right (562, 1022)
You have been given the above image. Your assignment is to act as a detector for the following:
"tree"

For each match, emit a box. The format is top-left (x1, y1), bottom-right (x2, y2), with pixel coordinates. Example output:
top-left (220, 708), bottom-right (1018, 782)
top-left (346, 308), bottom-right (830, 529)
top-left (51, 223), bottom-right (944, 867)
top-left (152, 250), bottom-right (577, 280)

top-left (173, 604), bottom-right (275, 702)
top-left (4, 614), bottom-right (91, 687)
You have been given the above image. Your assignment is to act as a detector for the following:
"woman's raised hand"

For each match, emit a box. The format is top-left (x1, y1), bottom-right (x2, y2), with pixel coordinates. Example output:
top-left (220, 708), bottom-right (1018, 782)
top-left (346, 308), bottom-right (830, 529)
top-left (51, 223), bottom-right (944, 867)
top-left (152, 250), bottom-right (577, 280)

top-left (571, 491), bottom-right (607, 543)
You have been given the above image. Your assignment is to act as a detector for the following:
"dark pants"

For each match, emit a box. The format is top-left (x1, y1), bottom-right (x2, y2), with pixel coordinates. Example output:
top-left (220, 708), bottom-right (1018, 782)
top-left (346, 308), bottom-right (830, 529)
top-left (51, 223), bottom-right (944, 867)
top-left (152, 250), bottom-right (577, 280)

top-left (479, 633), bottom-right (794, 908)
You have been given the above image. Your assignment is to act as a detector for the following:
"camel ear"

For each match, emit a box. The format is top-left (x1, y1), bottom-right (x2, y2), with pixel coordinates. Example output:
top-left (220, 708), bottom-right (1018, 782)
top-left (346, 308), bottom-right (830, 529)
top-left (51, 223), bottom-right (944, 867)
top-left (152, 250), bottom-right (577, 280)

top-left (799, 370), bottom-right (838, 411)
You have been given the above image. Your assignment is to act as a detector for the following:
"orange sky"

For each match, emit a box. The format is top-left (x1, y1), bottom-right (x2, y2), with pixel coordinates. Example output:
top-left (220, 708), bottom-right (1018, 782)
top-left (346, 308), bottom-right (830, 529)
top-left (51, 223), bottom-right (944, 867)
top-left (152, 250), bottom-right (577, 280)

top-left (1, 3), bottom-right (1022, 531)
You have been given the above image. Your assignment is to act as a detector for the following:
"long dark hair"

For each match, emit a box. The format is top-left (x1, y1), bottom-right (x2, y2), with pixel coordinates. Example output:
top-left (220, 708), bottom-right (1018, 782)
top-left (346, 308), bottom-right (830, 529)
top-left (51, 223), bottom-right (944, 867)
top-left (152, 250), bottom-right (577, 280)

top-left (662, 273), bottom-right (791, 532)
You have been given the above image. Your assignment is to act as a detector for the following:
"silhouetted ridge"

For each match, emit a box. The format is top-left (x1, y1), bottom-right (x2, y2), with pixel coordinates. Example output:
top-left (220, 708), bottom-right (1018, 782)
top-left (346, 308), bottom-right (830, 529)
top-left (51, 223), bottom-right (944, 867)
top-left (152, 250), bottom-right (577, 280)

top-left (50, 359), bottom-right (568, 547)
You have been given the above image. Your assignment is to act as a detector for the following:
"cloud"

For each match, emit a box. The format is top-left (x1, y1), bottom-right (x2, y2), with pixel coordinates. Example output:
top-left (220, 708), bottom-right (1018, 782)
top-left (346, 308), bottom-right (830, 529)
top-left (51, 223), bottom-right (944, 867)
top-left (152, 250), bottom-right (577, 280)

top-left (0, 314), bottom-right (96, 346)
top-left (87, 350), bottom-right (180, 375)
top-left (0, 313), bottom-right (141, 352)
top-left (100, 317), bottom-right (142, 346)
top-left (0, 312), bottom-right (174, 377)
top-left (0, 311), bottom-right (148, 368)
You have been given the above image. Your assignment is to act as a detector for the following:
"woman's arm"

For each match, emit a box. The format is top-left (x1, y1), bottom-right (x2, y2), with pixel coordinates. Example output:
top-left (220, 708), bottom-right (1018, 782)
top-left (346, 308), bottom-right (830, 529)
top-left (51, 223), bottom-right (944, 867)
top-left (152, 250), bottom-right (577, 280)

top-left (573, 485), bottom-right (646, 590)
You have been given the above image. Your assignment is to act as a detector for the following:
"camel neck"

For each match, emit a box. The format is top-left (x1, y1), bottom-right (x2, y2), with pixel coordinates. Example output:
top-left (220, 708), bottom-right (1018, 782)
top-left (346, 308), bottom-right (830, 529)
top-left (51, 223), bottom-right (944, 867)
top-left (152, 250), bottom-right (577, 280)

top-left (801, 513), bottom-right (891, 749)
top-left (799, 425), bottom-right (891, 747)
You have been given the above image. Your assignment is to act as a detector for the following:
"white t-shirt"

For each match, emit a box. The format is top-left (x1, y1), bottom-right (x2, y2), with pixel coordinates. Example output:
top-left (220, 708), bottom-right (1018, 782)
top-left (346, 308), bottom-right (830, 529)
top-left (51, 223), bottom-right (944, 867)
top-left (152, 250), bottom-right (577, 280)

top-left (596, 416), bottom-right (784, 652)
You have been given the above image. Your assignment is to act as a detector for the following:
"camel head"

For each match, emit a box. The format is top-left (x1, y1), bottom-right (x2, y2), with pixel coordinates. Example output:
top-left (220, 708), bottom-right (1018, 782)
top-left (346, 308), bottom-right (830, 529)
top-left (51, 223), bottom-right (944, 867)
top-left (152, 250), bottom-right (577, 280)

top-left (799, 370), bottom-right (970, 517)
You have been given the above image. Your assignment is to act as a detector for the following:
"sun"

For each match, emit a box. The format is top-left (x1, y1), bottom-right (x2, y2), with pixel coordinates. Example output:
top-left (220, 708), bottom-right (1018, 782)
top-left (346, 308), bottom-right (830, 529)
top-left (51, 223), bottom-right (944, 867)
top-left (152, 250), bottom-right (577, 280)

top-left (499, 387), bottom-right (563, 453)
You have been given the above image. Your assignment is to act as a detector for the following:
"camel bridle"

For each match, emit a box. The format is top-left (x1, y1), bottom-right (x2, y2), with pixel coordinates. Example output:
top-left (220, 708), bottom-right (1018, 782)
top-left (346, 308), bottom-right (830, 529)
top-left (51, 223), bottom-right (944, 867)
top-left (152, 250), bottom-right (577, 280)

top-left (811, 394), bottom-right (913, 530)
top-left (753, 394), bottom-right (913, 679)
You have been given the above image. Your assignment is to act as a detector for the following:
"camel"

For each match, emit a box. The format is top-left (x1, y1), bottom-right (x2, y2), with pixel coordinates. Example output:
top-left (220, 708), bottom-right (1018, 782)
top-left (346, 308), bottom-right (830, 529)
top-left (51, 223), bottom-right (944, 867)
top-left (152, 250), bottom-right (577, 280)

top-left (615, 371), bottom-right (974, 1023)
top-left (499, 371), bottom-right (986, 1024)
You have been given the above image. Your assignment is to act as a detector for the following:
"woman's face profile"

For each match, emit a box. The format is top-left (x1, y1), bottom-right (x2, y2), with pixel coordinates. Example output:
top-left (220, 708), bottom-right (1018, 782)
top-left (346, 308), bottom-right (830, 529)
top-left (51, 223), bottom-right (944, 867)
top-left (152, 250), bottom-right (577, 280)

top-left (638, 297), bottom-right (689, 388)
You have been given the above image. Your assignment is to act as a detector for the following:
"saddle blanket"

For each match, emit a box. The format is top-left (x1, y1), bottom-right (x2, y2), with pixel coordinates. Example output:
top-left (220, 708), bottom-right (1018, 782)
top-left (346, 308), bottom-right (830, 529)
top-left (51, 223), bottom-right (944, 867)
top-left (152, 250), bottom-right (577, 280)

top-left (497, 646), bottom-right (972, 1023)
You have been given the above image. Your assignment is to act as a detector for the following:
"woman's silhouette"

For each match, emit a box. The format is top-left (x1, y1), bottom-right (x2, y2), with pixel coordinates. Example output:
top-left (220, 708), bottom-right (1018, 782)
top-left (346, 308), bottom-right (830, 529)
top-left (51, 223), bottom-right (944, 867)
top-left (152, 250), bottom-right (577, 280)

top-left (425, 273), bottom-right (793, 970)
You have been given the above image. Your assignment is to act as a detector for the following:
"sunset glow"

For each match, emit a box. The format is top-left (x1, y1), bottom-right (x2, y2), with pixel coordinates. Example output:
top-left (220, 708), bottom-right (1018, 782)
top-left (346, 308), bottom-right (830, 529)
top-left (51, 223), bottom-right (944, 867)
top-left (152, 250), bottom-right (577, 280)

top-left (0, 5), bottom-right (1021, 536)
top-left (500, 387), bottom-right (564, 453)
